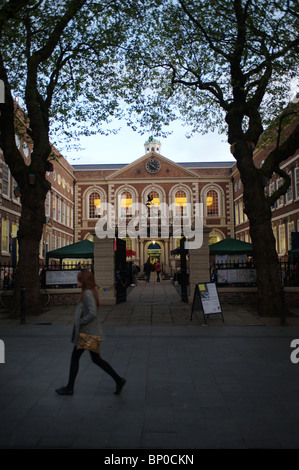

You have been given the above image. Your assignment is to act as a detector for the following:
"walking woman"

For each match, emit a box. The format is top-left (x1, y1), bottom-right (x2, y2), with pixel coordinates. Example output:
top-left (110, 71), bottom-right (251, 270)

top-left (56, 270), bottom-right (126, 396)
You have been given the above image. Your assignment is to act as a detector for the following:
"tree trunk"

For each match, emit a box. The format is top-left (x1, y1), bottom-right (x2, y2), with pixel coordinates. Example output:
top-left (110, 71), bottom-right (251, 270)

top-left (12, 180), bottom-right (47, 317)
top-left (237, 146), bottom-right (285, 320)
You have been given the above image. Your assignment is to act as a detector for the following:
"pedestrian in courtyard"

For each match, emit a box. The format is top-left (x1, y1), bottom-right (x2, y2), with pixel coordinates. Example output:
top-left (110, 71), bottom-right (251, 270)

top-left (132, 263), bottom-right (139, 286)
top-left (55, 270), bottom-right (126, 396)
top-left (144, 259), bottom-right (152, 283)
top-left (155, 261), bottom-right (161, 282)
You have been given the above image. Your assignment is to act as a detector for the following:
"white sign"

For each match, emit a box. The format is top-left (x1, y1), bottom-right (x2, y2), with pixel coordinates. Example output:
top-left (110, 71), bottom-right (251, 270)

top-left (198, 282), bottom-right (221, 314)
top-left (46, 270), bottom-right (79, 286)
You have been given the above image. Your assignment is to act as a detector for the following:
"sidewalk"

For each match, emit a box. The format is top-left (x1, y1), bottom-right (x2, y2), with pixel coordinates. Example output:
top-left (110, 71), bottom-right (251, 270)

top-left (1, 279), bottom-right (299, 449)
top-left (2, 278), bottom-right (299, 327)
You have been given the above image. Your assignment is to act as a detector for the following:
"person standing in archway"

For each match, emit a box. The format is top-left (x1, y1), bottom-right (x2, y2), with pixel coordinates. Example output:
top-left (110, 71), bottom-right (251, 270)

top-left (144, 258), bottom-right (152, 283)
top-left (155, 261), bottom-right (161, 282)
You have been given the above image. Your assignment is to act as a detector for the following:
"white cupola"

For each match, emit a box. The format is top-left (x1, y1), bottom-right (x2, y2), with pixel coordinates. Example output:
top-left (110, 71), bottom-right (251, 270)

top-left (144, 136), bottom-right (161, 154)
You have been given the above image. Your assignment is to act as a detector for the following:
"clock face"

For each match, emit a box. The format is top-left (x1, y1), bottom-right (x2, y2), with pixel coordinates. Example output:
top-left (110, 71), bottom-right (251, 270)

top-left (146, 158), bottom-right (161, 174)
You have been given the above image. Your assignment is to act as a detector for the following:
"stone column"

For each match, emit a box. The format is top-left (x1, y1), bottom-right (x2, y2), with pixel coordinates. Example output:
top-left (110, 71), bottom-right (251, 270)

top-left (93, 236), bottom-right (116, 305)
top-left (188, 225), bottom-right (211, 304)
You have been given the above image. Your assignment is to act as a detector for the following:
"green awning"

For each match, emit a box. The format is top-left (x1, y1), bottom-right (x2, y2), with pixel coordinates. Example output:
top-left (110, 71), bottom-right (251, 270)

top-left (209, 237), bottom-right (253, 255)
top-left (46, 239), bottom-right (94, 261)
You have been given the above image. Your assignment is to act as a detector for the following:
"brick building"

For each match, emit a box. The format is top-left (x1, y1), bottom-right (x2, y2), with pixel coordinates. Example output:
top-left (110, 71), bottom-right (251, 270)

top-left (232, 107), bottom-right (299, 257)
top-left (0, 103), bottom-right (75, 266)
top-left (73, 138), bottom-right (235, 272)
top-left (1, 109), bottom-right (298, 270)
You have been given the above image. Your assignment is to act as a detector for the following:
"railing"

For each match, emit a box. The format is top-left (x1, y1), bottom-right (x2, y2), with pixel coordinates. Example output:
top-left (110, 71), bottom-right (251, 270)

top-left (0, 262), bottom-right (93, 290)
top-left (211, 260), bottom-right (299, 288)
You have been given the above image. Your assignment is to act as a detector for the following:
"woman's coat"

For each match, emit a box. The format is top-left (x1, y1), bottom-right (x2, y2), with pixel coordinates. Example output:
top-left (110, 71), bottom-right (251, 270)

top-left (71, 289), bottom-right (103, 346)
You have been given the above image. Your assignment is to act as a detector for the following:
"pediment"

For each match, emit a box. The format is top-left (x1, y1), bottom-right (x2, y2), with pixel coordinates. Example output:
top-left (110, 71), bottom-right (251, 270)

top-left (106, 153), bottom-right (199, 180)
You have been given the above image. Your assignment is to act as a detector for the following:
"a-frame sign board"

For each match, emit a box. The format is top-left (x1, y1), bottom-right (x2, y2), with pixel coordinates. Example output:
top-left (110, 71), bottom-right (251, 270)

top-left (190, 282), bottom-right (224, 324)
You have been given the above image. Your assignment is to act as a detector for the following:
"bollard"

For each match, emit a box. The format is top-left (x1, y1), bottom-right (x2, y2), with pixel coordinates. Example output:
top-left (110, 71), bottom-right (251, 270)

top-left (20, 285), bottom-right (26, 324)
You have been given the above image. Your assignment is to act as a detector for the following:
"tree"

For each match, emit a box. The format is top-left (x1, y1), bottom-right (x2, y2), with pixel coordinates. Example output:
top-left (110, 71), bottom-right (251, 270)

top-left (125, 0), bottom-right (299, 318)
top-left (0, 0), bottom-right (138, 314)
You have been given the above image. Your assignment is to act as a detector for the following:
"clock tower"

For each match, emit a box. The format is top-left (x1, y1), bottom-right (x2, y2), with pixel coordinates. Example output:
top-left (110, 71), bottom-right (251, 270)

top-left (144, 136), bottom-right (161, 154)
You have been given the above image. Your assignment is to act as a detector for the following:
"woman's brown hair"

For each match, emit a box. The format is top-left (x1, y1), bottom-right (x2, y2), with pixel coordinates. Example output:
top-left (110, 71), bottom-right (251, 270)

top-left (78, 270), bottom-right (100, 307)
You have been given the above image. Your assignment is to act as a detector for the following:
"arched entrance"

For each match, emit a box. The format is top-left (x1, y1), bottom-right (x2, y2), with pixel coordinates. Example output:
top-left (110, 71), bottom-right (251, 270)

top-left (147, 241), bottom-right (161, 266)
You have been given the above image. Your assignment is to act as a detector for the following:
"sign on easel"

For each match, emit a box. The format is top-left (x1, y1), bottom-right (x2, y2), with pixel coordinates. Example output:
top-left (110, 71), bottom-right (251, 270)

top-left (190, 282), bottom-right (224, 323)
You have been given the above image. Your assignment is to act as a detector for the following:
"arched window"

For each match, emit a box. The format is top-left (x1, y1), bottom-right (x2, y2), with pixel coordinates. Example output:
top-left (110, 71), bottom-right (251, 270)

top-left (206, 190), bottom-right (219, 216)
top-left (175, 190), bottom-right (187, 216)
top-left (120, 191), bottom-right (133, 217)
top-left (147, 190), bottom-right (160, 216)
top-left (89, 191), bottom-right (101, 218)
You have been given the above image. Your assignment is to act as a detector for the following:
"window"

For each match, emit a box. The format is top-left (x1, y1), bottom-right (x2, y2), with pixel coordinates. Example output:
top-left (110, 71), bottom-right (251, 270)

top-left (52, 234), bottom-right (56, 250)
top-left (1, 219), bottom-right (9, 253)
top-left (279, 224), bottom-right (286, 254)
top-left (89, 192), bottom-right (101, 218)
top-left (272, 225), bottom-right (278, 252)
top-left (62, 201), bottom-right (66, 225)
top-left (2, 164), bottom-right (10, 197)
top-left (56, 195), bottom-right (61, 222)
top-left (175, 190), bottom-right (187, 217)
top-left (235, 202), bottom-right (239, 225)
top-left (276, 179), bottom-right (284, 207)
top-left (147, 191), bottom-right (159, 217)
top-left (11, 223), bottom-right (19, 262)
top-left (120, 191), bottom-right (133, 217)
top-left (52, 194), bottom-right (57, 220)
top-left (206, 190), bottom-right (219, 216)
top-left (45, 192), bottom-right (51, 218)
top-left (239, 200), bottom-right (244, 224)
top-left (66, 205), bottom-right (70, 227)
top-left (295, 168), bottom-right (299, 199)
top-left (269, 183), bottom-right (275, 210)
top-left (288, 222), bottom-right (294, 252)
top-left (12, 178), bottom-right (20, 202)
top-left (285, 172), bottom-right (293, 204)
top-left (209, 233), bottom-right (221, 244)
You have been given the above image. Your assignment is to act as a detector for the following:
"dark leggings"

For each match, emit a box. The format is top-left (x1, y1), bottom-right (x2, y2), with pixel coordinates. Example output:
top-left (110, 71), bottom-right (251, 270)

top-left (67, 346), bottom-right (121, 390)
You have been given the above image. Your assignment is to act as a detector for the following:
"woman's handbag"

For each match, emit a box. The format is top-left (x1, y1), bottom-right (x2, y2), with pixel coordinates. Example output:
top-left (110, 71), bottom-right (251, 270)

top-left (77, 332), bottom-right (101, 353)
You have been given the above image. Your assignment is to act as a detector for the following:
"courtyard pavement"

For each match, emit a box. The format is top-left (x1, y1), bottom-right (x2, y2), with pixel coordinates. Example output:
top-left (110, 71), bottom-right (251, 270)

top-left (1, 278), bottom-right (299, 451)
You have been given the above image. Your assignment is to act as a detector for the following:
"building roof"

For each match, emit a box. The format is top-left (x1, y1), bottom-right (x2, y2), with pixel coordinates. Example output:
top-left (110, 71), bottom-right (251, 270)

top-left (72, 161), bottom-right (235, 171)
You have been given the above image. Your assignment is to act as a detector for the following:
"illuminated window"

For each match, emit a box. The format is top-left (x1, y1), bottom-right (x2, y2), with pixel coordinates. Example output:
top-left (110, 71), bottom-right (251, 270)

top-left (120, 191), bottom-right (133, 217)
top-left (206, 190), bottom-right (219, 216)
top-left (209, 233), bottom-right (221, 244)
top-left (1, 219), bottom-right (9, 253)
top-left (279, 224), bottom-right (286, 254)
top-left (89, 192), bottom-right (101, 218)
top-left (175, 190), bottom-right (187, 216)
top-left (147, 191), bottom-right (159, 216)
